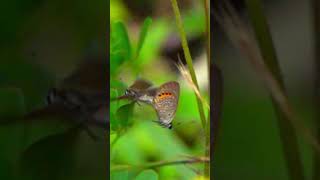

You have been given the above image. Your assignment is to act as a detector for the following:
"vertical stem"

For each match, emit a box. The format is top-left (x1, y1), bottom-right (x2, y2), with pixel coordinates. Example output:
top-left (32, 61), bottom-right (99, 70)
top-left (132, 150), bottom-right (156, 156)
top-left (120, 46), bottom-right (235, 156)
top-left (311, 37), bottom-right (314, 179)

top-left (210, 63), bottom-right (223, 180)
top-left (170, 0), bottom-right (207, 128)
top-left (312, 0), bottom-right (320, 179)
top-left (203, 0), bottom-right (211, 177)
top-left (170, 0), bottom-right (208, 177)
top-left (245, 0), bottom-right (305, 180)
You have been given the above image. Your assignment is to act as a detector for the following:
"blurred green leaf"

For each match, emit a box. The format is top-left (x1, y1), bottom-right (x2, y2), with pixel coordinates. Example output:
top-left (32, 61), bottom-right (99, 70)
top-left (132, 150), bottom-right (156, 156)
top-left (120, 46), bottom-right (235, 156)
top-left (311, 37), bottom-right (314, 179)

top-left (110, 80), bottom-right (127, 99)
top-left (0, 60), bottom-right (53, 111)
top-left (0, 88), bottom-right (25, 179)
top-left (116, 102), bottom-right (135, 129)
top-left (111, 170), bottom-right (129, 180)
top-left (110, 80), bottom-right (128, 132)
top-left (110, 22), bottom-right (131, 75)
top-left (136, 19), bottom-right (170, 66)
top-left (0, 88), bottom-right (26, 180)
top-left (182, 9), bottom-right (205, 35)
top-left (21, 116), bottom-right (74, 151)
top-left (110, 0), bottom-right (128, 22)
top-left (136, 17), bottom-right (152, 59)
top-left (110, 112), bottom-right (119, 132)
top-left (0, 156), bottom-right (14, 179)
top-left (176, 89), bottom-right (199, 121)
top-left (0, 88), bottom-right (25, 119)
top-left (112, 121), bottom-right (198, 179)
top-left (19, 128), bottom-right (79, 180)
top-left (135, 169), bottom-right (158, 180)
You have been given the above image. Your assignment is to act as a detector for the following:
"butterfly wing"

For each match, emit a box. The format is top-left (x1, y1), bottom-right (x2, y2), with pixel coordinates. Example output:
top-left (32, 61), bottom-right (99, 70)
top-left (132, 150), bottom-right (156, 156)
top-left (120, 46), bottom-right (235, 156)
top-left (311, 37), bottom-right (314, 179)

top-left (153, 81), bottom-right (180, 128)
top-left (129, 78), bottom-right (153, 92)
top-left (60, 58), bottom-right (107, 92)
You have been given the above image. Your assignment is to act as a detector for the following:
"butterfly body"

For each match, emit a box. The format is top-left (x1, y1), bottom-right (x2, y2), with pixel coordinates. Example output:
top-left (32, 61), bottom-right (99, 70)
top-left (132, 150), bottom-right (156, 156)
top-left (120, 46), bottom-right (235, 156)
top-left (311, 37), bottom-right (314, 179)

top-left (41, 88), bottom-right (107, 140)
top-left (125, 87), bottom-right (157, 104)
top-left (17, 59), bottom-right (108, 141)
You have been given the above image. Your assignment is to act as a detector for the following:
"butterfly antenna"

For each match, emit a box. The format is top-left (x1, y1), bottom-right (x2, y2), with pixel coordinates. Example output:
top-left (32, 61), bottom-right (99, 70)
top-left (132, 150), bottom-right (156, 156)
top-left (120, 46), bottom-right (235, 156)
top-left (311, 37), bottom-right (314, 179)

top-left (110, 95), bottom-right (129, 102)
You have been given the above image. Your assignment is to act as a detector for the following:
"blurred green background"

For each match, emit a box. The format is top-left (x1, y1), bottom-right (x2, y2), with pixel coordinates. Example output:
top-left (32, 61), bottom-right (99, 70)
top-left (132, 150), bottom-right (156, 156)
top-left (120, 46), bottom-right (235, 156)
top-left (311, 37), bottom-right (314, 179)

top-left (110, 0), bottom-right (209, 180)
top-left (0, 0), bottom-right (317, 180)
top-left (0, 0), bottom-right (107, 180)
top-left (114, 0), bottom-right (318, 180)
top-left (212, 0), bottom-right (316, 180)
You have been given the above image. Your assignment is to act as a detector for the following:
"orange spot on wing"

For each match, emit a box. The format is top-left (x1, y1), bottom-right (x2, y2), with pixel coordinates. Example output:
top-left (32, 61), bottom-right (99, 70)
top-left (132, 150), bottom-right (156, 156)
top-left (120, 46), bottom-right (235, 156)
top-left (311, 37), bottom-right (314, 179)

top-left (157, 92), bottom-right (173, 100)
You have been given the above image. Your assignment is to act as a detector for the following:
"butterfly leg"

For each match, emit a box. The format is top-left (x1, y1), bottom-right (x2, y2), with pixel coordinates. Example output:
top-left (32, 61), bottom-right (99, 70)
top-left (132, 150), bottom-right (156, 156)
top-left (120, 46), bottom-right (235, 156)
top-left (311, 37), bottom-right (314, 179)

top-left (152, 120), bottom-right (171, 129)
top-left (75, 105), bottom-right (100, 141)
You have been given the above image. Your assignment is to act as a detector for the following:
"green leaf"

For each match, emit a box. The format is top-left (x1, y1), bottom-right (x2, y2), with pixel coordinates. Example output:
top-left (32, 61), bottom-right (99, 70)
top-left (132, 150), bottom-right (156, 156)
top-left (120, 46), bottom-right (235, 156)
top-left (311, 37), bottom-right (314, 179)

top-left (136, 17), bottom-right (152, 59)
top-left (110, 0), bottom-right (129, 22)
top-left (110, 80), bottom-right (127, 99)
top-left (110, 80), bottom-right (128, 132)
top-left (110, 22), bottom-right (131, 75)
top-left (0, 88), bottom-right (25, 119)
top-left (111, 171), bottom-right (129, 180)
top-left (19, 128), bottom-right (79, 180)
top-left (116, 102), bottom-right (135, 129)
top-left (135, 169), bottom-right (158, 180)
top-left (0, 89), bottom-right (26, 179)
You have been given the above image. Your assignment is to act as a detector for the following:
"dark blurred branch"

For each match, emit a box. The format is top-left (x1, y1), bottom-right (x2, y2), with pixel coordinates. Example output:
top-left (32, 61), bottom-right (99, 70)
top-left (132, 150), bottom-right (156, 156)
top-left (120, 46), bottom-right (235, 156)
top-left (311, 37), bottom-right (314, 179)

top-left (203, 0), bottom-right (211, 70)
top-left (243, 1), bottom-right (305, 180)
top-left (111, 156), bottom-right (209, 172)
top-left (312, 0), bottom-right (320, 179)
top-left (0, 105), bottom-right (108, 141)
top-left (203, 0), bottom-right (211, 177)
top-left (215, 1), bottom-right (317, 180)
top-left (206, 64), bottom-right (223, 178)
top-left (210, 64), bottom-right (223, 153)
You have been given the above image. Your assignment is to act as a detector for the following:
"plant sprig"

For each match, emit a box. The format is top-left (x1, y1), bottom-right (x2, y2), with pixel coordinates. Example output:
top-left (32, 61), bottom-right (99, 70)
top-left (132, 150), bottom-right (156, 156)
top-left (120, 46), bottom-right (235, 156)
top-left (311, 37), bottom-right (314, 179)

top-left (169, 0), bottom-right (207, 129)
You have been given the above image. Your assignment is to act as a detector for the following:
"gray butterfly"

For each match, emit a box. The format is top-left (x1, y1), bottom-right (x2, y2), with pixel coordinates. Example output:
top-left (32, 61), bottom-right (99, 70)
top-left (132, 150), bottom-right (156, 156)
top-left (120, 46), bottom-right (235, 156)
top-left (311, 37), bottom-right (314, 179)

top-left (114, 79), bottom-right (180, 129)
top-left (24, 59), bottom-right (108, 140)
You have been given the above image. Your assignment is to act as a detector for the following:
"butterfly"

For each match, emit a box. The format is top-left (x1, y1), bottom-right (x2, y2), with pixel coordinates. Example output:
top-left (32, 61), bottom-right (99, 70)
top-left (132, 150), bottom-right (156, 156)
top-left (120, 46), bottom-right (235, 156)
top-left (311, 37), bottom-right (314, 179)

top-left (113, 79), bottom-right (180, 129)
top-left (22, 59), bottom-right (108, 140)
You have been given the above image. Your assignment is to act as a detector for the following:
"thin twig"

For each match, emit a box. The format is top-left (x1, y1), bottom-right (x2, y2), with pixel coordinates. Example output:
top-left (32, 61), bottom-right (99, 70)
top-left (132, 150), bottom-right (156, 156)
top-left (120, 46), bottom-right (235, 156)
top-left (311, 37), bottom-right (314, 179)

top-left (111, 156), bottom-right (210, 172)
top-left (175, 58), bottom-right (210, 110)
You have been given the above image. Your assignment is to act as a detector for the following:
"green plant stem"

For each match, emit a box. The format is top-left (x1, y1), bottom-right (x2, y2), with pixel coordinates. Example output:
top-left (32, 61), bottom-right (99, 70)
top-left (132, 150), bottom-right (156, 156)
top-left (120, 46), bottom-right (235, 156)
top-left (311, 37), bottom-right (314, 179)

top-left (312, 0), bottom-right (320, 179)
top-left (170, 0), bottom-right (206, 129)
top-left (245, 0), bottom-right (305, 180)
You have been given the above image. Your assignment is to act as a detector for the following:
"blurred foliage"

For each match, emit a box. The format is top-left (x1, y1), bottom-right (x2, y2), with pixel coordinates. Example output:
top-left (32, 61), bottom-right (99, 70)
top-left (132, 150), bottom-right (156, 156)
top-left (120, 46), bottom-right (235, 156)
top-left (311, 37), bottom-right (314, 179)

top-left (110, 1), bottom-right (208, 179)
top-left (0, 0), bottom-right (107, 180)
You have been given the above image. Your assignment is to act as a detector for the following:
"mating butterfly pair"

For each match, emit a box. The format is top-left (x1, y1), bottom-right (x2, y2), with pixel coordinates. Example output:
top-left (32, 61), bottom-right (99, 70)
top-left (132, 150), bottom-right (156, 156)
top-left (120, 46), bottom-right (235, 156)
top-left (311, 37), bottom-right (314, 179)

top-left (114, 79), bottom-right (180, 129)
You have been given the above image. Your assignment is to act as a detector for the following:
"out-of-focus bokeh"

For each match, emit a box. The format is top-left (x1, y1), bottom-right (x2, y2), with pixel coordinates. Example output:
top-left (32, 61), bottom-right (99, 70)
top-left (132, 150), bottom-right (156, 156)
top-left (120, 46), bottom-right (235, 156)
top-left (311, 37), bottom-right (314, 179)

top-left (213, 0), bottom-right (317, 180)
top-left (110, 0), bottom-right (210, 179)
top-left (0, 0), bottom-right (107, 180)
